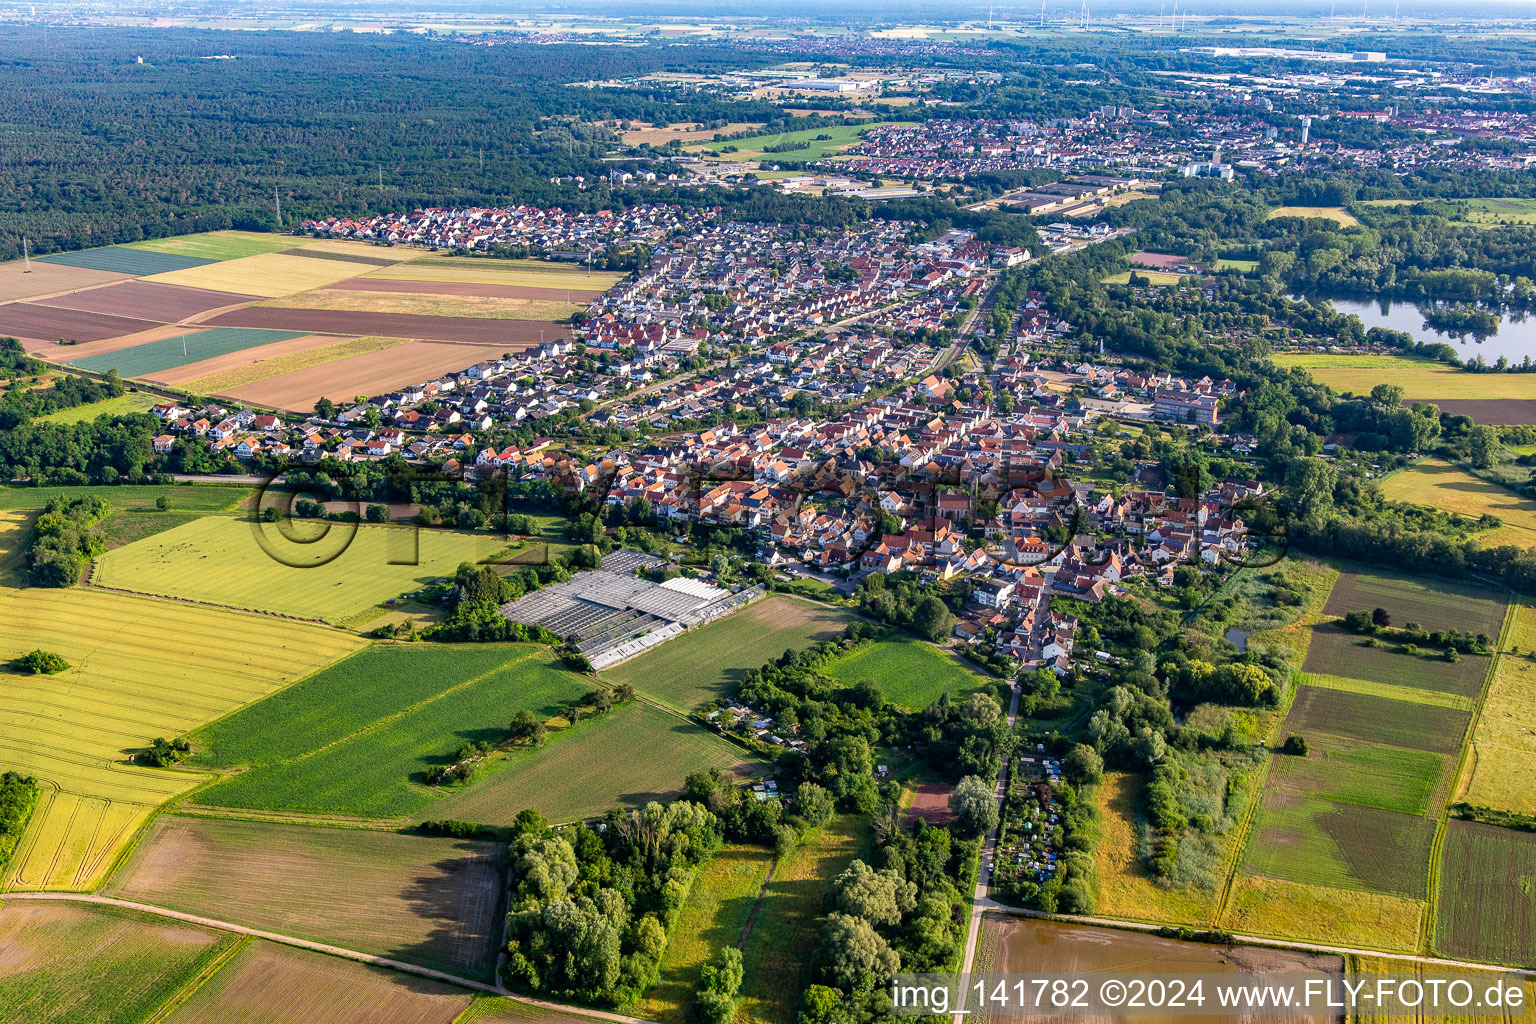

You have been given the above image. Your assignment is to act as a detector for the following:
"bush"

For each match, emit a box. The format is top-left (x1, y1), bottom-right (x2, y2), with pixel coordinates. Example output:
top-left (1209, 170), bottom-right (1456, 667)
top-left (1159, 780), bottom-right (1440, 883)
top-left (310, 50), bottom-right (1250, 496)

top-left (1280, 734), bottom-right (1308, 756)
top-left (418, 819), bottom-right (486, 838)
top-left (141, 736), bottom-right (191, 767)
top-left (11, 650), bottom-right (69, 674)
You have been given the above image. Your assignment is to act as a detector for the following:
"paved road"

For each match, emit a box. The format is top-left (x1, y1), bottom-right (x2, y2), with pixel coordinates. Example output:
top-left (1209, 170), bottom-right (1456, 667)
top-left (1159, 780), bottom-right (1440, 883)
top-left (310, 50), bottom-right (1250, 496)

top-left (1, 891), bottom-right (662, 1024)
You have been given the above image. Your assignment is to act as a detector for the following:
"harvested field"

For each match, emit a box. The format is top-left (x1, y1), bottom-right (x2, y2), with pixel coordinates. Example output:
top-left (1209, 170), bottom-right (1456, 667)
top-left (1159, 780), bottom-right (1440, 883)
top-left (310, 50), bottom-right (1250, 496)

top-left (281, 247), bottom-right (400, 268)
top-left (203, 306), bottom-right (569, 345)
top-left (369, 259), bottom-right (624, 292)
top-left (825, 637), bottom-right (990, 709)
top-left (0, 261), bottom-right (133, 303)
top-left (1320, 564), bottom-right (1508, 637)
top-left (737, 816), bottom-right (867, 1024)
top-left (106, 816), bottom-right (506, 979)
top-left (1269, 352), bottom-right (1536, 401)
top-left (165, 940), bottom-right (473, 1024)
top-left (194, 649), bottom-right (587, 818)
top-left (1465, 604), bottom-right (1536, 814)
top-left (224, 340), bottom-right (521, 411)
top-left (331, 276), bottom-right (607, 302)
top-left (262, 288), bottom-right (582, 321)
top-left (1302, 624), bottom-right (1490, 698)
top-left (146, 251), bottom-right (379, 298)
top-left (0, 900), bottom-right (234, 1024)
top-left (37, 245), bottom-right (214, 275)
top-left (93, 515), bottom-right (511, 624)
top-left (0, 481), bottom-right (251, 513)
top-left (432, 700), bottom-right (761, 825)
top-left (1286, 684), bottom-right (1470, 754)
top-left (635, 843), bottom-right (776, 1023)
top-left (1415, 398), bottom-right (1536, 424)
top-left (152, 333), bottom-right (373, 387)
top-left (1244, 794), bottom-right (1435, 897)
top-left (602, 596), bottom-right (852, 710)
top-left (906, 781), bottom-right (956, 826)
top-left (0, 301), bottom-right (160, 343)
top-left (1268, 205), bottom-right (1359, 226)
top-left (0, 510), bottom-right (29, 585)
top-left (1434, 820), bottom-right (1536, 966)
top-left (34, 280), bottom-right (259, 321)
top-left (0, 586), bottom-right (360, 891)
top-left (69, 327), bottom-right (310, 378)
top-left (125, 230), bottom-right (299, 262)
top-left (620, 120), bottom-right (765, 145)
top-left (1220, 875), bottom-right (1423, 952)
top-left (1380, 459), bottom-right (1536, 549)
top-left (1128, 251), bottom-right (1187, 270)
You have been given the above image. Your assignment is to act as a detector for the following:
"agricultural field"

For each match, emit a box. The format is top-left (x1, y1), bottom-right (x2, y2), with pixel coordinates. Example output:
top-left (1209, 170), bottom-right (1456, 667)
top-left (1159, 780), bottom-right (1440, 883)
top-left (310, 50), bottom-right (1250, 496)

top-left (823, 636), bottom-right (990, 709)
top-left (602, 596), bottom-right (852, 710)
top-left (92, 515), bottom-right (511, 625)
top-left (0, 261), bottom-right (131, 303)
top-left (1379, 459), bottom-right (1536, 549)
top-left (0, 899), bottom-right (236, 1024)
top-left (1267, 205), bottom-right (1359, 226)
top-left (0, 481), bottom-right (251, 513)
top-left (1220, 874), bottom-right (1424, 951)
top-left (1244, 794), bottom-right (1435, 898)
top-left (1434, 820), bottom-right (1536, 966)
top-left (620, 120), bottom-right (766, 145)
top-left (202, 305), bottom-right (569, 346)
top-left (69, 327), bottom-right (310, 378)
top-left (39, 245), bottom-right (214, 276)
top-left (1320, 565), bottom-right (1509, 637)
top-left (35, 280), bottom-right (257, 321)
top-left (162, 335), bottom-right (405, 391)
top-left (1294, 671), bottom-right (1474, 711)
top-left (1283, 685), bottom-right (1470, 755)
top-left (736, 815), bottom-right (868, 1024)
top-left (690, 122), bottom-right (912, 161)
top-left (454, 996), bottom-right (599, 1024)
top-left (1265, 736), bottom-right (1447, 816)
top-left (105, 816), bottom-right (506, 979)
top-left (258, 287), bottom-right (582, 322)
top-left (37, 391), bottom-right (160, 423)
top-left (635, 844), bottom-right (777, 1022)
top-left (192, 647), bottom-right (589, 818)
top-left (0, 301), bottom-right (160, 345)
top-left (1301, 624), bottom-right (1491, 698)
top-left (0, 510), bottom-right (29, 584)
top-left (431, 699), bottom-right (761, 825)
top-left (164, 940), bottom-right (474, 1024)
top-left (1102, 270), bottom-right (1187, 286)
top-left (124, 230), bottom-right (300, 262)
top-left (1464, 604), bottom-right (1536, 815)
top-left (0, 586), bottom-right (361, 891)
top-left (143, 250), bottom-right (389, 297)
top-left (1090, 773), bottom-right (1222, 927)
top-left (1269, 352), bottom-right (1536, 401)
top-left (368, 256), bottom-right (624, 293)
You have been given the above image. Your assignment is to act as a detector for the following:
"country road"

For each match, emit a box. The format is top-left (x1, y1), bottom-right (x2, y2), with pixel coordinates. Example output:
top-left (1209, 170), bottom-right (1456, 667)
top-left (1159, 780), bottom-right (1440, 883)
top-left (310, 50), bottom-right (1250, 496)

top-left (0, 891), bottom-right (663, 1024)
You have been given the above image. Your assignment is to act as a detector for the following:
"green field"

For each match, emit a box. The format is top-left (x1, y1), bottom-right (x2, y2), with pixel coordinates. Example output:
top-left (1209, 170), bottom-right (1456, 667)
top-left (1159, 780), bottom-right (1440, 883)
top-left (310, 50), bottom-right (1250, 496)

top-left (1301, 625), bottom-right (1491, 697)
top-left (1435, 820), bottom-right (1536, 965)
top-left (1243, 795), bottom-right (1435, 897)
top-left (0, 899), bottom-right (236, 1024)
top-left (1320, 565), bottom-right (1508, 637)
top-left (70, 328), bottom-right (309, 379)
top-left (0, 586), bottom-right (361, 891)
top-left (1216, 258), bottom-right (1259, 272)
top-left (125, 230), bottom-right (299, 262)
top-left (635, 844), bottom-right (777, 1022)
top-left (823, 637), bottom-right (990, 709)
top-left (692, 122), bottom-right (912, 161)
top-left (1269, 352), bottom-right (1536, 401)
top-left (455, 996), bottom-right (600, 1024)
top-left (1265, 737), bottom-right (1446, 816)
top-left (106, 816), bottom-right (506, 979)
top-left (602, 596), bottom-right (852, 710)
top-left (1366, 196), bottom-right (1536, 228)
top-left (1103, 270), bottom-right (1186, 286)
top-left (1285, 685), bottom-right (1470, 755)
top-left (1380, 459), bottom-right (1536, 549)
top-left (38, 391), bottom-right (161, 424)
top-left (431, 699), bottom-right (760, 825)
top-left (93, 515), bottom-right (510, 624)
top-left (737, 815), bottom-right (868, 1024)
top-left (192, 647), bottom-right (587, 818)
top-left (0, 481), bottom-right (251, 512)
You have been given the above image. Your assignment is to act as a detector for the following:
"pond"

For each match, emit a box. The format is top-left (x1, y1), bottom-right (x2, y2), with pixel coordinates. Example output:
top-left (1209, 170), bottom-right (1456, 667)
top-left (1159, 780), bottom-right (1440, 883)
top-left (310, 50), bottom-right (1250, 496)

top-left (1224, 627), bottom-right (1250, 652)
top-left (1294, 293), bottom-right (1536, 364)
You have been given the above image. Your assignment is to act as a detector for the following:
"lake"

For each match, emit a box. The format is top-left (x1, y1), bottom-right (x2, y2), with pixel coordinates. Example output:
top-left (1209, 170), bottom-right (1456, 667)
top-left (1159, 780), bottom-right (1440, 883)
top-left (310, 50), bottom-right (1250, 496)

top-left (1295, 294), bottom-right (1536, 364)
top-left (974, 914), bottom-right (1343, 1023)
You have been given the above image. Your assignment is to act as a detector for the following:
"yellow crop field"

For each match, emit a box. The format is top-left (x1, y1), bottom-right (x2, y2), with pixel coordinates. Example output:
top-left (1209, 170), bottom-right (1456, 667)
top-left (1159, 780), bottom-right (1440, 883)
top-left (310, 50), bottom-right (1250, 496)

top-left (1465, 602), bottom-right (1536, 815)
top-left (1268, 205), bottom-right (1359, 227)
top-left (0, 510), bottom-right (30, 585)
top-left (146, 252), bottom-right (378, 298)
top-left (0, 586), bottom-right (361, 890)
top-left (93, 515), bottom-right (512, 624)
top-left (1379, 459), bottom-right (1536, 548)
top-left (1270, 353), bottom-right (1536, 401)
top-left (292, 237), bottom-right (423, 262)
top-left (260, 290), bottom-right (583, 321)
top-left (179, 336), bottom-right (411, 394)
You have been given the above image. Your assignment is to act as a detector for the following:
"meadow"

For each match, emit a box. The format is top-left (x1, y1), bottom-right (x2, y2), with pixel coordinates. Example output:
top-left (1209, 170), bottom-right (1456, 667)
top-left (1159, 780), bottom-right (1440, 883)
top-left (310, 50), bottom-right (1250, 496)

top-left (691, 122), bottom-right (911, 161)
top-left (736, 815), bottom-right (868, 1024)
top-left (602, 596), bottom-right (852, 710)
top-left (1268, 352), bottom-right (1536, 400)
top-left (192, 647), bottom-right (587, 818)
top-left (432, 700), bottom-right (759, 825)
top-left (38, 391), bottom-right (160, 423)
top-left (93, 516), bottom-right (511, 625)
top-left (1265, 737), bottom-right (1446, 816)
top-left (0, 586), bottom-right (361, 890)
top-left (1378, 459), bottom-right (1536, 549)
top-left (1434, 820), bottom-right (1536, 965)
top-left (635, 844), bottom-right (777, 1022)
top-left (823, 636), bottom-right (990, 709)
top-left (1089, 773), bottom-right (1223, 927)
top-left (1242, 795), bottom-right (1435, 898)
top-left (106, 816), bottom-right (506, 979)
top-left (1102, 270), bottom-right (1186, 286)
top-left (0, 900), bottom-right (236, 1024)
top-left (164, 940), bottom-right (474, 1024)
top-left (1220, 875), bottom-right (1424, 952)
top-left (1267, 205), bottom-right (1359, 226)
top-left (1464, 605), bottom-right (1536, 815)
top-left (454, 996), bottom-right (599, 1024)
top-left (0, 481), bottom-right (251, 513)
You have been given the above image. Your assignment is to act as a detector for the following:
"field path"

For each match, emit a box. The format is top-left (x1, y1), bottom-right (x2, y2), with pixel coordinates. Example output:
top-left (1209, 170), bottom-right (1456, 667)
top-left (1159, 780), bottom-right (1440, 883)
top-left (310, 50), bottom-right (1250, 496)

top-left (0, 891), bottom-right (664, 1024)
